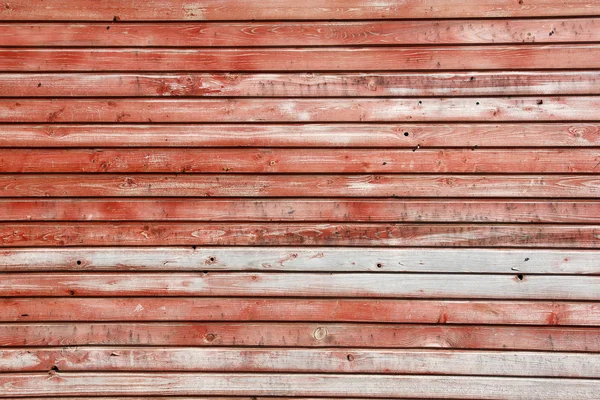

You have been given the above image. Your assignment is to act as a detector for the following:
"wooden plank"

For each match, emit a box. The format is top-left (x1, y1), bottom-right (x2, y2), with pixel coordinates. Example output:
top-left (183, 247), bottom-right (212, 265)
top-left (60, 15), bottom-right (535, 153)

top-left (3, 72), bottom-right (600, 98)
top-left (3, 174), bottom-right (600, 199)
top-left (3, 298), bottom-right (600, 325)
top-left (1, 174), bottom-right (599, 198)
top-left (1, 222), bottom-right (600, 247)
top-left (2, 0), bottom-right (599, 20)
top-left (3, 98), bottom-right (600, 123)
top-left (2, 323), bottom-right (599, 351)
top-left (2, 372), bottom-right (600, 398)
top-left (3, 348), bottom-right (600, 377)
top-left (1, 148), bottom-right (599, 173)
top-left (1, 46), bottom-right (599, 71)
top-left (2, 247), bottom-right (599, 274)
top-left (1, 272), bottom-right (599, 299)
top-left (2, 123), bottom-right (599, 148)
top-left (2, 199), bottom-right (599, 223)
top-left (2, 19), bottom-right (599, 47)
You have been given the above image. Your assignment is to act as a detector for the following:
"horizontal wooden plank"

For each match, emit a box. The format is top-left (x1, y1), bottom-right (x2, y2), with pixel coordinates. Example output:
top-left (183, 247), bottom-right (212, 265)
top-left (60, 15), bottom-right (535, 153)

top-left (2, 199), bottom-right (599, 223)
top-left (1, 222), bottom-right (600, 247)
top-left (2, 19), bottom-right (599, 47)
top-left (1, 123), bottom-right (599, 148)
top-left (1, 46), bottom-right (599, 71)
top-left (3, 298), bottom-right (599, 325)
top-left (2, 272), bottom-right (599, 299)
top-left (2, 0), bottom-right (599, 20)
top-left (2, 323), bottom-right (600, 351)
top-left (3, 98), bottom-right (600, 123)
top-left (3, 372), bottom-right (600, 399)
top-left (3, 72), bottom-right (600, 98)
top-left (2, 174), bottom-right (599, 198)
top-left (1, 148), bottom-right (599, 173)
top-left (3, 348), bottom-right (600, 377)
top-left (2, 247), bottom-right (599, 274)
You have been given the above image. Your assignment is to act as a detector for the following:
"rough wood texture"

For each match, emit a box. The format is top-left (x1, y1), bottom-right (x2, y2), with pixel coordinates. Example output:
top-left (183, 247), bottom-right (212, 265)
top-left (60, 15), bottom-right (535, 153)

top-left (2, 0), bottom-right (599, 397)
top-left (3, 298), bottom-right (600, 325)
top-left (3, 72), bottom-right (600, 97)
top-left (1, 222), bottom-right (600, 247)
top-left (2, 174), bottom-right (599, 198)
top-left (2, 323), bottom-right (600, 351)
top-left (2, 46), bottom-right (600, 71)
top-left (2, 0), bottom-right (599, 20)
top-left (1, 124), bottom-right (599, 147)
top-left (2, 19), bottom-right (598, 46)
top-left (2, 247), bottom-right (599, 274)
top-left (3, 348), bottom-right (600, 377)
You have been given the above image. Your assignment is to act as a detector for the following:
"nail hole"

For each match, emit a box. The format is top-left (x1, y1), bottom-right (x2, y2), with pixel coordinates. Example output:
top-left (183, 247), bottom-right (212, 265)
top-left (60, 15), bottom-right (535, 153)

top-left (404, 132), bottom-right (409, 137)
top-left (376, 263), bottom-right (383, 268)
top-left (192, 245), bottom-right (197, 250)
top-left (51, 365), bottom-right (60, 372)
top-left (106, 26), bottom-right (110, 30)
top-left (76, 260), bottom-right (82, 265)
top-left (517, 274), bottom-right (524, 281)
top-left (21, 314), bottom-right (29, 317)
top-left (37, 83), bottom-right (42, 87)
top-left (470, 76), bottom-right (475, 81)
top-left (205, 333), bottom-right (216, 342)
top-left (113, 16), bottom-right (120, 22)
top-left (418, 101), bottom-right (422, 104)
top-left (524, 257), bottom-right (530, 262)
top-left (69, 290), bottom-right (75, 295)
top-left (476, 102), bottom-right (480, 105)
top-left (347, 354), bottom-right (354, 361)
top-left (537, 100), bottom-right (543, 105)
top-left (209, 257), bottom-right (215, 262)
top-left (382, 161), bottom-right (387, 165)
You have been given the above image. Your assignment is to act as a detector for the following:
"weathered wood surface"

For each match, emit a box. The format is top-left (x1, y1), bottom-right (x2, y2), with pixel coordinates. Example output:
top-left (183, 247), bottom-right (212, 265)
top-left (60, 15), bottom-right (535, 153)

top-left (2, 0), bottom-right (599, 397)
top-left (3, 348), bottom-right (600, 377)
top-left (2, 199), bottom-right (600, 223)
top-left (3, 72), bottom-right (600, 97)
top-left (2, 247), bottom-right (599, 274)
top-left (2, 372), bottom-right (600, 398)
top-left (2, 272), bottom-right (600, 299)
top-left (1, 148), bottom-right (599, 173)
top-left (2, 124), bottom-right (599, 148)
top-left (3, 98), bottom-right (600, 123)
top-left (2, 174), bottom-right (599, 198)
top-left (2, 222), bottom-right (600, 247)
top-left (3, 298), bottom-right (600, 325)
top-left (2, 19), bottom-right (598, 47)
top-left (2, 0), bottom-right (599, 20)
top-left (2, 323), bottom-right (600, 351)
top-left (2, 46), bottom-right (600, 71)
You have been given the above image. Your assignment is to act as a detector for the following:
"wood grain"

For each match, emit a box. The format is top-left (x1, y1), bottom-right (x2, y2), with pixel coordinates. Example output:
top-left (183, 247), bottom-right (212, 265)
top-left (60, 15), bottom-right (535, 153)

top-left (2, 323), bottom-right (599, 351)
top-left (3, 98), bottom-right (600, 123)
top-left (3, 298), bottom-right (600, 325)
top-left (2, 174), bottom-right (599, 198)
top-left (1, 148), bottom-right (599, 173)
top-left (2, 372), bottom-right (600, 398)
top-left (2, 46), bottom-right (599, 71)
top-left (1, 123), bottom-right (599, 148)
top-left (2, 199), bottom-right (599, 223)
top-left (2, 247), bottom-right (599, 274)
top-left (2, 19), bottom-right (598, 47)
top-left (3, 72), bottom-right (600, 98)
top-left (2, 0), bottom-right (599, 20)
top-left (3, 347), bottom-right (600, 377)
top-left (1, 222), bottom-right (600, 247)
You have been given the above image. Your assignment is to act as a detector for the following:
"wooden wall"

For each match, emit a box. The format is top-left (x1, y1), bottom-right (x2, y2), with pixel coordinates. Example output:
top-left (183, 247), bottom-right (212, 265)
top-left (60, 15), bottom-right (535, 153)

top-left (1, 0), bottom-right (600, 398)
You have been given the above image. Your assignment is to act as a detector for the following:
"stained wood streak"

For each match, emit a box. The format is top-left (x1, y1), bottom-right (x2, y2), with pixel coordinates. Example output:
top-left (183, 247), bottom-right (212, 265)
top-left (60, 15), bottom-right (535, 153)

top-left (2, 323), bottom-right (599, 351)
top-left (2, 199), bottom-right (599, 223)
top-left (2, 0), bottom-right (599, 20)
top-left (1, 174), bottom-right (599, 198)
top-left (3, 348), bottom-right (600, 377)
top-left (2, 272), bottom-right (599, 299)
top-left (1, 223), bottom-right (600, 247)
top-left (1, 148), bottom-right (599, 173)
top-left (2, 247), bottom-right (599, 274)
top-left (1, 46), bottom-right (599, 71)
top-left (3, 298), bottom-right (599, 325)
top-left (3, 72), bottom-right (600, 98)
top-left (3, 98), bottom-right (600, 123)
top-left (2, 19), bottom-right (598, 47)
top-left (1, 123), bottom-right (599, 148)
